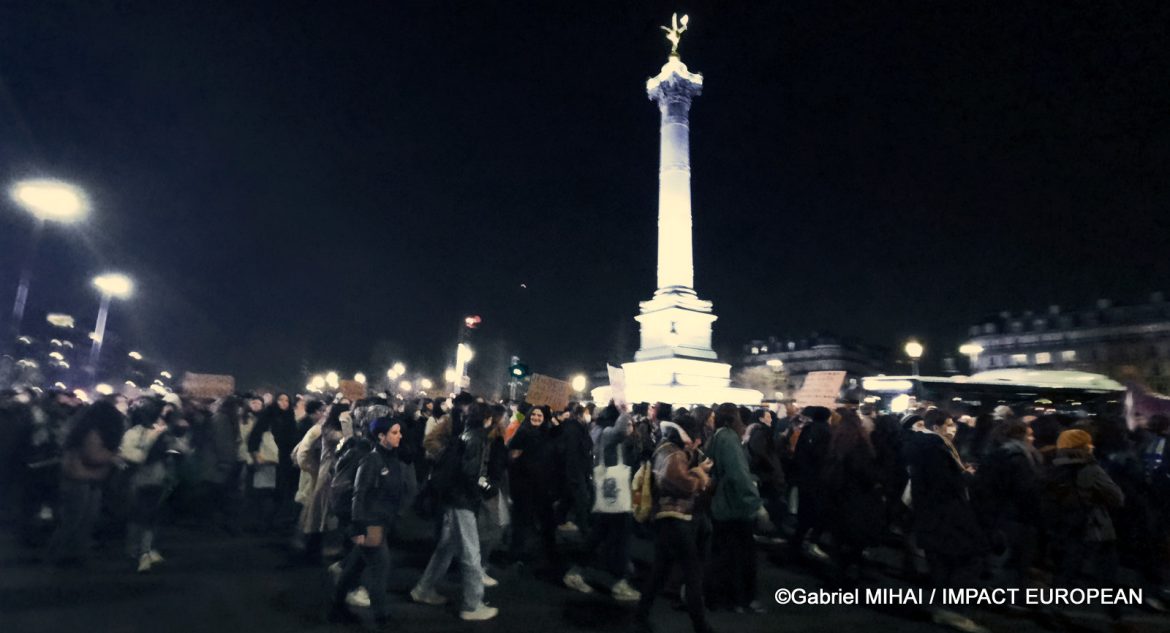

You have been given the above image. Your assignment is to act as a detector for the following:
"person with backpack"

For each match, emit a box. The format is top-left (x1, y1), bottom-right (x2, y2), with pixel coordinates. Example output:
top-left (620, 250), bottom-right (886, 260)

top-left (1044, 429), bottom-right (1126, 625)
top-left (411, 400), bottom-right (498, 622)
top-left (326, 417), bottom-right (407, 626)
top-left (635, 411), bottom-right (713, 633)
top-left (326, 429), bottom-right (373, 610)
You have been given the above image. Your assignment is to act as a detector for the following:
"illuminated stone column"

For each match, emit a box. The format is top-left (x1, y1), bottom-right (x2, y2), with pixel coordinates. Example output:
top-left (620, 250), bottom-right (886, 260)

top-left (647, 55), bottom-right (703, 293)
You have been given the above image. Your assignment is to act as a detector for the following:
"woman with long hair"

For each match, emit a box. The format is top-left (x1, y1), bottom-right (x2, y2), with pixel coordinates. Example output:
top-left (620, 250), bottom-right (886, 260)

top-left (822, 409), bottom-right (883, 583)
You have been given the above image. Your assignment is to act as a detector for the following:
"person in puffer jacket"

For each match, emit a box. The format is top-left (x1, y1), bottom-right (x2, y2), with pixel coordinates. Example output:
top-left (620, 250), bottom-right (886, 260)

top-left (326, 417), bottom-right (407, 626)
top-left (636, 413), bottom-right (713, 633)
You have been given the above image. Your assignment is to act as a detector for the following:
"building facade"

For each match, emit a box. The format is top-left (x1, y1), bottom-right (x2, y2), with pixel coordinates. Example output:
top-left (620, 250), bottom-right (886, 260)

top-left (965, 292), bottom-right (1170, 393)
top-left (739, 334), bottom-right (891, 396)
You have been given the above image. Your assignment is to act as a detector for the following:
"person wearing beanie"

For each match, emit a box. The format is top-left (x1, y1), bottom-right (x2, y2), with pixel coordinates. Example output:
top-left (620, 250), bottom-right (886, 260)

top-left (1043, 428), bottom-right (1126, 625)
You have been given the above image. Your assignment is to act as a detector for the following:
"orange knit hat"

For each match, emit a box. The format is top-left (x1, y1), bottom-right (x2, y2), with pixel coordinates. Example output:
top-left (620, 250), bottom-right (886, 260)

top-left (1056, 429), bottom-right (1093, 450)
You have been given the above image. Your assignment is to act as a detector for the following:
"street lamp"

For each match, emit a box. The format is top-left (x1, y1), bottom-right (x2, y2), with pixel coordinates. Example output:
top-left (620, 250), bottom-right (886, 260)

top-left (128, 351), bottom-right (143, 360)
top-left (765, 358), bottom-right (784, 370)
top-left (325, 371), bottom-right (340, 390)
top-left (7, 179), bottom-right (90, 340)
top-left (904, 339), bottom-right (924, 376)
top-left (958, 343), bottom-right (983, 373)
top-left (419, 378), bottom-right (433, 390)
top-left (571, 374), bottom-right (587, 393)
top-left (88, 273), bottom-right (133, 383)
top-left (354, 372), bottom-right (367, 385)
top-left (398, 380), bottom-right (413, 393)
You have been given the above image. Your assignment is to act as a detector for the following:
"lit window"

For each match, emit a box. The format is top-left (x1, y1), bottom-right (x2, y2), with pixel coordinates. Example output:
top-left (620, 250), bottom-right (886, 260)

top-left (751, 347), bottom-right (759, 355)
top-left (1011, 354), bottom-right (1028, 365)
top-left (1035, 352), bottom-right (1052, 364)
top-left (1061, 350), bottom-right (1076, 362)
top-left (761, 346), bottom-right (768, 353)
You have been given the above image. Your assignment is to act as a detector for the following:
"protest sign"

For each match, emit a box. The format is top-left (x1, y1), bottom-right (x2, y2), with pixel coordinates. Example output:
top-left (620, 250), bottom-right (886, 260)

top-left (526, 374), bottom-right (573, 411)
top-left (794, 371), bottom-right (847, 408)
top-left (182, 373), bottom-right (235, 399)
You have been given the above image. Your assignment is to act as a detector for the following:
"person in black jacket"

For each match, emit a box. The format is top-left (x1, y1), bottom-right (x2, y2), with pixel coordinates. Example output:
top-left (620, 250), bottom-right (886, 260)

top-left (973, 420), bottom-right (1042, 589)
top-left (327, 417), bottom-right (407, 626)
top-left (744, 408), bottom-right (785, 540)
top-left (556, 404), bottom-right (594, 533)
top-left (789, 406), bottom-right (832, 561)
top-left (907, 409), bottom-right (989, 633)
top-left (248, 393), bottom-right (298, 530)
top-left (822, 410), bottom-right (883, 584)
top-left (507, 404), bottom-right (560, 566)
top-left (411, 401), bottom-right (498, 622)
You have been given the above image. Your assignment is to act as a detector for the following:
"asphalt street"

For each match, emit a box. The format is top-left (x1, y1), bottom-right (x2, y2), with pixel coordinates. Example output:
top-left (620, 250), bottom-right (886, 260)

top-left (0, 512), bottom-right (1164, 633)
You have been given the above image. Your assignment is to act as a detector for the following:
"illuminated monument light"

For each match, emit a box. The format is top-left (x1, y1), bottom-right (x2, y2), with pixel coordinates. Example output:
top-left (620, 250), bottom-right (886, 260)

top-left (593, 14), bottom-right (762, 406)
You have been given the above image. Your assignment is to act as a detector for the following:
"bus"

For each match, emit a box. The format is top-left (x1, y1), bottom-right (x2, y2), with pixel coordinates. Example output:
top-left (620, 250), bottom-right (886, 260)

top-left (861, 369), bottom-right (1124, 417)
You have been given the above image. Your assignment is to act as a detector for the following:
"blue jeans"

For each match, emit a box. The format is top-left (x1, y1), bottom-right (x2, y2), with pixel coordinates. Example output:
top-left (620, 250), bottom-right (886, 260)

top-left (416, 507), bottom-right (484, 611)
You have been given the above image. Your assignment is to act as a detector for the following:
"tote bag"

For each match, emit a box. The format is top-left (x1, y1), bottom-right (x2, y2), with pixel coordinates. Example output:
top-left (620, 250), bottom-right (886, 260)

top-left (592, 446), bottom-right (633, 514)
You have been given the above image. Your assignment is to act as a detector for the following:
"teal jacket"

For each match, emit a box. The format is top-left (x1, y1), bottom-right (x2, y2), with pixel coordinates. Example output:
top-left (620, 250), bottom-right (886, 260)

top-left (709, 426), bottom-right (763, 521)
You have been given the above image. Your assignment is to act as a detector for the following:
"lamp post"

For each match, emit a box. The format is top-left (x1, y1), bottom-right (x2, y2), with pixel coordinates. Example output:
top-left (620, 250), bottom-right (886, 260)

top-left (6, 179), bottom-right (89, 340)
top-left (571, 374), bottom-right (587, 397)
top-left (958, 343), bottom-right (983, 373)
top-left (904, 339), bottom-right (924, 376)
top-left (88, 273), bottom-right (133, 383)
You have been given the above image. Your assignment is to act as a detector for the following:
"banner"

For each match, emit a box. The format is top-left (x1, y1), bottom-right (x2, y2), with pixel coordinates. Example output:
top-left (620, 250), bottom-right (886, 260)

top-left (182, 373), bottom-right (235, 400)
top-left (338, 379), bottom-right (368, 402)
top-left (794, 371), bottom-right (846, 408)
top-left (525, 374), bottom-right (573, 411)
top-left (607, 364), bottom-right (627, 407)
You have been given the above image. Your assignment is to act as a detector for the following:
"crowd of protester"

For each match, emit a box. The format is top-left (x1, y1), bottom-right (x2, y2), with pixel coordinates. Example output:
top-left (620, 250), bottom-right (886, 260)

top-left (1, 385), bottom-right (1168, 633)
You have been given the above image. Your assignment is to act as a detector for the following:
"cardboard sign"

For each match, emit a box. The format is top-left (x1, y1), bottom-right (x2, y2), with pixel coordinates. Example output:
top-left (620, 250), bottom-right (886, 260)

top-left (607, 364), bottom-right (627, 407)
top-left (525, 374), bottom-right (573, 411)
top-left (182, 373), bottom-right (236, 400)
top-left (794, 371), bottom-right (847, 408)
top-left (338, 379), bottom-right (368, 402)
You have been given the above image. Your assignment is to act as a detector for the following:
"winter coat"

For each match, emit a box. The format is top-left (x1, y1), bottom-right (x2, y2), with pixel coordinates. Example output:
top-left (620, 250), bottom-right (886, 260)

top-left (352, 444), bottom-right (408, 528)
top-left (507, 423), bottom-right (559, 494)
top-left (61, 428), bottom-right (118, 482)
top-left (974, 439), bottom-right (1043, 528)
top-left (119, 425), bottom-right (171, 489)
top-left (1044, 448), bottom-right (1124, 543)
top-left (200, 411), bottom-right (242, 484)
top-left (650, 440), bottom-right (706, 520)
top-left (440, 423), bottom-right (489, 511)
top-left (709, 426), bottom-right (763, 522)
top-left (822, 441), bottom-right (883, 546)
top-left (557, 417), bottom-right (594, 485)
top-left (594, 413), bottom-right (639, 468)
top-left (248, 405), bottom-right (297, 467)
top-left (793, 419), bottom-right (831, 489)
top-left (302, 427), bottom-right (344, 533)
top-left (744, 422), bottom-right (785, 492)
top-left (907, 432), bottom-right (987, 557)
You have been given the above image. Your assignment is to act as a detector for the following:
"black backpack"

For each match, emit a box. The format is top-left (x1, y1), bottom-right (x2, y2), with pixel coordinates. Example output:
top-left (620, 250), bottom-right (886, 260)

top-left (330, 437), bottom-right (372, 520)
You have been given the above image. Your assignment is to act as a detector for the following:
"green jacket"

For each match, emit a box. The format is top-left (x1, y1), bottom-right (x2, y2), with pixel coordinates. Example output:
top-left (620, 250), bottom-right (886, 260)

top-left (709, 427), bottom-right (763, 521)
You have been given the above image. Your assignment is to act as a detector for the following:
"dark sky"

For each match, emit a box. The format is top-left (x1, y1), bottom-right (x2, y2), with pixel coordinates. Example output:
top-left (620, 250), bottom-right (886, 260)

top-left (1, 1), bottom-right (1167, 389)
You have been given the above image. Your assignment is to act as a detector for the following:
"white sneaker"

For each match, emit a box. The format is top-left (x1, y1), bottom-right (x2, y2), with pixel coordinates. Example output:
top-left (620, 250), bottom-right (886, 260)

top-left (611, 579), bottom-right (641, 601)
top-left (410, 586), bottom-right (449, 606)
top-left (482, 573), bottom-right (499, 588)
top-left (328, 561), bottom-right (342, 584)
top-left (460, 604), bottom-right (499, 621)
top-left (557, 521), bottom-right (579, 532)
top-left (137, 554), bottom-right (152, 573)
top-left (345, 587), bottom-right (371, 608)
top-left (563, 572), bottom-right (593, 594)
top-left (932, 609), bottom-right (989, 633)
top-left (148, 550), bottom-right (164, 564)
top-left (803, 542), bottom-right (830, 561)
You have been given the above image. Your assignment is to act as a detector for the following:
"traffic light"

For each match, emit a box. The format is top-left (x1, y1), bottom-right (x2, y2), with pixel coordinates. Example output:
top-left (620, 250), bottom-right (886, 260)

top-left (508, 357), bottom-right (529, 380)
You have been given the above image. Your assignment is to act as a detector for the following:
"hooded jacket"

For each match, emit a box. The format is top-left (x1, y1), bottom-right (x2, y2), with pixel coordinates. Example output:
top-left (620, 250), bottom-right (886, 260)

top-left (1045, 448), bottom-right (1124, 542)
top-left (709, 426), bottom-right (763, 521)
top-left (651, 431), bottom-right (707, 521)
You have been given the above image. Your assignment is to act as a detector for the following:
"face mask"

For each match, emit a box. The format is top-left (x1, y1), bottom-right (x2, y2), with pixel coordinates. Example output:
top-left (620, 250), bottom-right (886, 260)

top-left (582, 414), bottom-right (592, 424)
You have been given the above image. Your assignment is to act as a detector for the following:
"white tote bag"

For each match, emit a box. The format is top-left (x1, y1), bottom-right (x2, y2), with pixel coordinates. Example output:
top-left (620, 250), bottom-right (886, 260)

top-left (592, 446), bottom-right (633, 514)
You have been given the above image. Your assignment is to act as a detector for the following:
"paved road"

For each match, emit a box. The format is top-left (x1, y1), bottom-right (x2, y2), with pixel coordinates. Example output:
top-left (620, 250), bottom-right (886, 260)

top-left (0, 513), bottom-right (1164, 633)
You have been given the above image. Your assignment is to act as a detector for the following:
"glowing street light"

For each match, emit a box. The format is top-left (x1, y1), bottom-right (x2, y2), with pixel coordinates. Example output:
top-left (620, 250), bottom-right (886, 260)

top-left (398, 380), bottom-right (413, 393)
top-left (571, 374), bottom-right (587, 393)
top-left (160, 371), bottom-right (172, 380)
top-left (325, 371), bottom-right (340, 389)
top-left (7, 179), bottom-right (90, 339)
top-left (765, 358), bottom-right (784, 370)
top-left (354, 372), bottom-right (367, 385)
top-left (94, 383), bottom-right (114, 396)
top-left (88, 273), bottom-right (134, 383)
top-left (392, 362), bottom-right (406, 377)
top-left (47, 313), bottom-right (76, 328)
top-left (904, 339), bottom-right (924, 376)
top-left (9, 179), bottom-right (90, 223)
top-left (419, 378), bottom-right (433, 390)
top-left (444, 367), bottom-right (456, 383)
top-left (958, 342), bottom-right (983, 372)
top-left (309, 374), bottom-right (326, 391)
top-left (128, 351), bottom-right (143, 360)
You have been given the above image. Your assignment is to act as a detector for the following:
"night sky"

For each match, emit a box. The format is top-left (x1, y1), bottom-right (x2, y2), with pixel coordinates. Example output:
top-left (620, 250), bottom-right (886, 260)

top-left (1, 2), bottom-right (1167, 390)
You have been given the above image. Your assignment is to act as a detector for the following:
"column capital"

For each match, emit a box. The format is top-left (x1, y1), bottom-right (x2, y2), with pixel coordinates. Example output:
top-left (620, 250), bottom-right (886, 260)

top-left (646, 57), bottom-right (703, 105)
